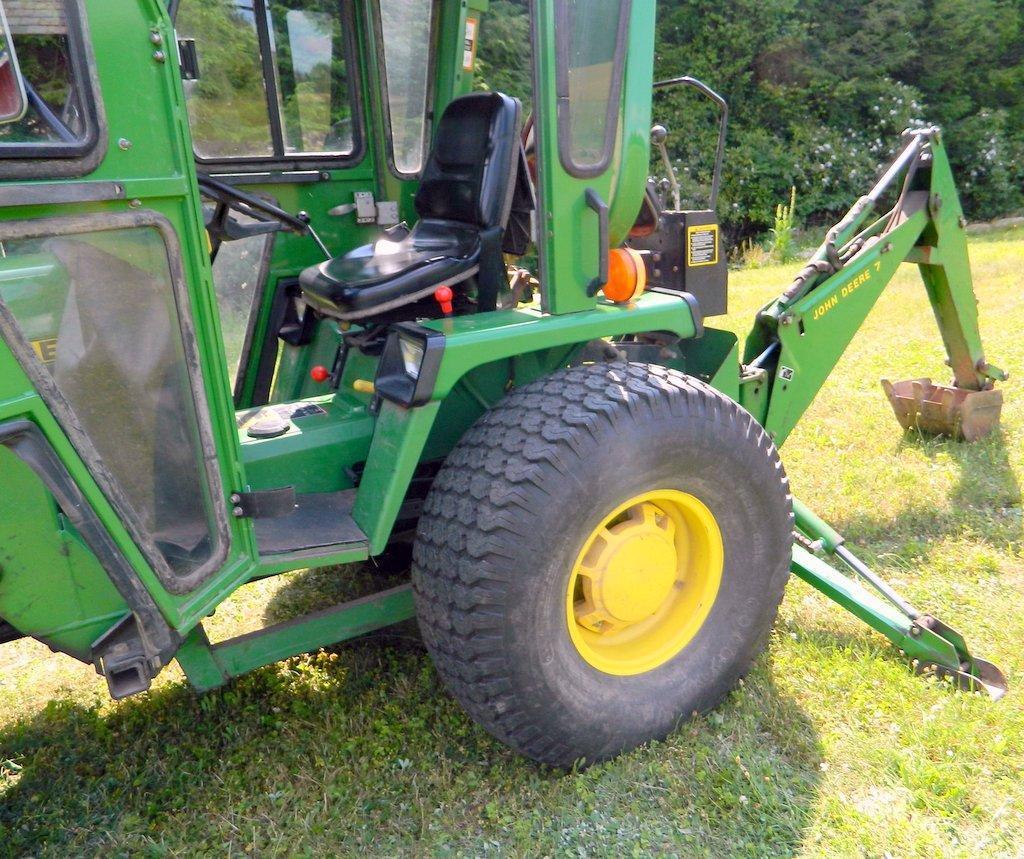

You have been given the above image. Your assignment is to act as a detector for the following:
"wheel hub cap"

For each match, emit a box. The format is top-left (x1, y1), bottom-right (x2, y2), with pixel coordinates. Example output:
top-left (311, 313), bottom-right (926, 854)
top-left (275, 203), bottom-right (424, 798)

top-left (576, 502), bottom-right (679, 630)
top-left (566, 490), bottom-right (724, 676)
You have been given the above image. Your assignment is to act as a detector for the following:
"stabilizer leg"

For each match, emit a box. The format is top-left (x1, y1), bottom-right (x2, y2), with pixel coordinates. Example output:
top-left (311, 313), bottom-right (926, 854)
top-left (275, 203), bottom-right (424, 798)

top-left (790, 499), bottom-right (1007, 700)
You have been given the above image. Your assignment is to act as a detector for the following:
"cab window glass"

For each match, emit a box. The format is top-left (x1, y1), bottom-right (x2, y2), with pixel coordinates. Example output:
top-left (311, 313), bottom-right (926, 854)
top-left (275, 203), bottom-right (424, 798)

top-left (210, 221), bottom-right (273, 390)
top-left (178, 1), bottom-right (271, 159)
top-left (0, 223), bottom-right (226, 584)
top-left (178, 0), bottom-right (360, 162)
top-left (0, 2), bottom-right (28, 124)
top-left (377, 0), bottom-right (434, 175)
top-left (555, 0), bottom-right (629, 175)
top-left (0, 0), bottom-right (98, 155)
top-left (274, 7), bottom-right (354, 153)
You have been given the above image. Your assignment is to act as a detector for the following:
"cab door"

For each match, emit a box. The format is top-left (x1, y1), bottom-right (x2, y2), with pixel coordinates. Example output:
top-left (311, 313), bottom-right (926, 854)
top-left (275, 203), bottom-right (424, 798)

top-left (0, 0), bottom-right (255, 632)
top-left (531, 0), bottom-right (655, 313)
top-left (173, 0), bottom-right (380, 406)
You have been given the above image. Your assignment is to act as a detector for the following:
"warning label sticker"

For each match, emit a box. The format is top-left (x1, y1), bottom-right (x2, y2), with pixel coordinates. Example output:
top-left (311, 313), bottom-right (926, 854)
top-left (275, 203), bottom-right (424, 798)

top-left (687, 224), bottom-right (719, 268)
top-left (463, 17), bottom-right (479, 72)
top-left (236, 402), bottom-right (328, 431)
top-left (31, 338), bottom-right (58, 364)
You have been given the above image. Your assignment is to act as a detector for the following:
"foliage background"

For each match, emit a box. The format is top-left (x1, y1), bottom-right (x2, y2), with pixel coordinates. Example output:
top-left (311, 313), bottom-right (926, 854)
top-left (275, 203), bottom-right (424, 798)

top-left (477, 0), bottom-right (1024, 241)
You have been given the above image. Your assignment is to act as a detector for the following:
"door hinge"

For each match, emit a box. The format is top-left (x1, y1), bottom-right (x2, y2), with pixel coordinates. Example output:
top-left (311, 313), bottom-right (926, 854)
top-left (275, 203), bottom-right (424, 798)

top-left (230, 487), bottom-right (297, 519)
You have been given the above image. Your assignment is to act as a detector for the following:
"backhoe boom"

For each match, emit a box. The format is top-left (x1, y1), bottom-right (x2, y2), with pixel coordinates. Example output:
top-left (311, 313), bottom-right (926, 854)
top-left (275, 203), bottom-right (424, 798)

top-left (741, 128), bottom-right (1005, 446)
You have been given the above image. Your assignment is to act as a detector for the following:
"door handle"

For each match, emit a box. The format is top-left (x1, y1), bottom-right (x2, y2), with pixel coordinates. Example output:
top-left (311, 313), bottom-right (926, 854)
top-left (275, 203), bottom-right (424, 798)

top-left (585, 188), bottom-right (609, 296)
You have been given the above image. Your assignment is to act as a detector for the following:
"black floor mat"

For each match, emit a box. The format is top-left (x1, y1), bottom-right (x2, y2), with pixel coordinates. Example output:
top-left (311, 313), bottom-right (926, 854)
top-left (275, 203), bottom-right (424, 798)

top-left (254, 489), bottom-right (367, 555)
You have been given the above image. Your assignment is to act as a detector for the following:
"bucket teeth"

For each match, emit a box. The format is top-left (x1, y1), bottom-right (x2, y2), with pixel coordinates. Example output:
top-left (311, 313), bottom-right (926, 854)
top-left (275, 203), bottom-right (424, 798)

top-left (882, 378), bottom-right (1003, 442)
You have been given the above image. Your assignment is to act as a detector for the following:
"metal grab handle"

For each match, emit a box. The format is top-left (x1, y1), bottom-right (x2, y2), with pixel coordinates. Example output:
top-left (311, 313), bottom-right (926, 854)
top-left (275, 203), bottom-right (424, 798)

top-left (585, 188), bottom-right (609, 296)
top-left (652, 75), bottom-right (729, 211)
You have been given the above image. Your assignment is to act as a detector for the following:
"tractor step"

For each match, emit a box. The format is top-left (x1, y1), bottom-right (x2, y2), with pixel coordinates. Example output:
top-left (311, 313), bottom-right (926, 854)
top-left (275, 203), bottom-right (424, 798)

top-left (882, 378), bottom-right (1003, 442)
top-left (254, 489), bottom-right (367, 557)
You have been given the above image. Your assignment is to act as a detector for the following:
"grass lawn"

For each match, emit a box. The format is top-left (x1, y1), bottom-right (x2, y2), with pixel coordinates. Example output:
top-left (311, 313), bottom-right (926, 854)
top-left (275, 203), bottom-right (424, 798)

top-left (2, 229), bottom-right (1022, 857)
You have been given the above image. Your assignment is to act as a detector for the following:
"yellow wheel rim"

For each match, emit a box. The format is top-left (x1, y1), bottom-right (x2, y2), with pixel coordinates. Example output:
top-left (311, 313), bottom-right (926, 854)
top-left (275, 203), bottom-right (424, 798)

top-left (566, 490), bottom-right (724, 675)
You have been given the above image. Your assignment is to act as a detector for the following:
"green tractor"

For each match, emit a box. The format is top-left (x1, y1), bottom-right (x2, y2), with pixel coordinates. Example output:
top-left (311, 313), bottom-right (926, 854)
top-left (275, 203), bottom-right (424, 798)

top-left (0, 0), bottom-right (1007, 767)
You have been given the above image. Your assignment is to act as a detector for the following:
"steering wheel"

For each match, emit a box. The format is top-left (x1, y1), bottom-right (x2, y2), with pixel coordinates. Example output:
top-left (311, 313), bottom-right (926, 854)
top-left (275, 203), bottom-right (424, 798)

top-left (196, 173), bottom-right (324, 261)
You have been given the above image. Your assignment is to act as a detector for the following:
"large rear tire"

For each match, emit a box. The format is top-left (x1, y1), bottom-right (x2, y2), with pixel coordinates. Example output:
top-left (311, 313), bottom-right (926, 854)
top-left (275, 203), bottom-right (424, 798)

top-left (412, 363), bottom-right (792, 767)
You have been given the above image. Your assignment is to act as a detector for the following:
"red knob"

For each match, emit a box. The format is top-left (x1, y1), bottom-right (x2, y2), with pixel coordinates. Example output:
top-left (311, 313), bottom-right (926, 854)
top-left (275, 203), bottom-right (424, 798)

top-left (310, 365), bottom-right (330, 383)
top-left (434, 285), bottom-right (454, 316)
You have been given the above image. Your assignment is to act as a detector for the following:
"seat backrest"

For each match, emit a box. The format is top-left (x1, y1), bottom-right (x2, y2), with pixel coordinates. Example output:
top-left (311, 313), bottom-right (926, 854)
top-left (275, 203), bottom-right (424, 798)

top-left (414, 92), bottom-right (521, 230)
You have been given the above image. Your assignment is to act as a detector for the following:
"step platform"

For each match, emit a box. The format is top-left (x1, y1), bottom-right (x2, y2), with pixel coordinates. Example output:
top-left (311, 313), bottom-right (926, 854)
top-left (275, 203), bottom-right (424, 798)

top-left (254, 489), bottom-right (367, 556)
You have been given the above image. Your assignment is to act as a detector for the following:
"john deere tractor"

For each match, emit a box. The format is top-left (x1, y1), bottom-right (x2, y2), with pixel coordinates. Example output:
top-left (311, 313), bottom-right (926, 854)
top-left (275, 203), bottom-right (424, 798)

top-left (0, 0), bottom-right (1007, 767)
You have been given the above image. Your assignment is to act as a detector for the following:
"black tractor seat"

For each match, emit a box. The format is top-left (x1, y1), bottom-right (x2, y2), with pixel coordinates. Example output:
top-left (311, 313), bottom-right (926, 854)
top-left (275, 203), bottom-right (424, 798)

top-left (300, 220), bottom-right (481, 320)
top-left (300, 91), bottom-right (522, 321)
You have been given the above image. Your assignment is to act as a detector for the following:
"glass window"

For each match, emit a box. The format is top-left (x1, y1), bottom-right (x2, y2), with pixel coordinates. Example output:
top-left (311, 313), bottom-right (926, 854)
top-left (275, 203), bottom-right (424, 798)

top-left (0, 223), bottom-right (226, 585)
top-left (0, 0), bottom-right (98, 156)
top-left (178, 0), bottom-right (359, 162)
top-left (0, 2), bottom-right (28, 124)
top-left (274, 7), bottom-right (355, 153)
top-left (209, 223), bottom-right (273, 389)
top-left (179, 1), bottom-right (272, 159)
top-left (556, 0), bottom-right (629, 175)
top-left (377, 0), bottom-right (434, 175)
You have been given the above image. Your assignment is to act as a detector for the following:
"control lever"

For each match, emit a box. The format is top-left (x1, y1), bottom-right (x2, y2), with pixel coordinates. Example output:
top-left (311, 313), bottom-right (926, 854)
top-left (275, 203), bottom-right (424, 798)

top-left (296, 211), bottom-right (331, 260)
top-left (651, 125), bottom-right (681, 212)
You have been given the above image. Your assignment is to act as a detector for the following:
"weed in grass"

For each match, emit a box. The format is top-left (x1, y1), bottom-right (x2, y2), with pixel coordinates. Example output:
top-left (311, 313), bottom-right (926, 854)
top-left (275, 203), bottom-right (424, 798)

top-left (769, 186), bottom-right (798, 264)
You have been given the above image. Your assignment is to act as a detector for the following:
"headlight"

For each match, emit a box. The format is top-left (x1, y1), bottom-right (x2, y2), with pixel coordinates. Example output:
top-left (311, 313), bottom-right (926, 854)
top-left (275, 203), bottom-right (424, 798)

top-left (376, 323), bottom-right (446, 407)
top-left (399, 336), bottom-right (425, 380)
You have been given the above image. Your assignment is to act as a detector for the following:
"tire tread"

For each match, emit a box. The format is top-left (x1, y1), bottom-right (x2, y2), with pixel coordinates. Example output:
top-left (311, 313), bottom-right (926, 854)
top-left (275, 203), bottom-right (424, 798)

top-left (413, 362), bottom-right (792, 765)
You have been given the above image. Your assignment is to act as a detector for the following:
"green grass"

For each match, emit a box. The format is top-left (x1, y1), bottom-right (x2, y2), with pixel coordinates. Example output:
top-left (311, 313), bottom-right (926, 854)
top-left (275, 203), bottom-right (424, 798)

top-left (2, 231), bottom-right (1023, 857)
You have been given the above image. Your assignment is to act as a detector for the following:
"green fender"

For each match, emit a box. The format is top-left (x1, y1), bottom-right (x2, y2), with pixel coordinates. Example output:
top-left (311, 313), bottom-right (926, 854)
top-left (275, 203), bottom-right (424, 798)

top-left (352, 291), bottom-right (701, 553)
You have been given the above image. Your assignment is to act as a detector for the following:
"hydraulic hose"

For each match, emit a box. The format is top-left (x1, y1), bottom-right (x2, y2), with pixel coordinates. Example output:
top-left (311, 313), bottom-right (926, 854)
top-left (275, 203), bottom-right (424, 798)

top-left (780, 129), bottom-right (931, 307)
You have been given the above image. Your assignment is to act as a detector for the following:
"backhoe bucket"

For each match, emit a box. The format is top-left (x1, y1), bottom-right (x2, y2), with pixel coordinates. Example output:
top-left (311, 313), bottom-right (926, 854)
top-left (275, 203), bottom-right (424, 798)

top-left (882, 378), bottom-right (1002, 442)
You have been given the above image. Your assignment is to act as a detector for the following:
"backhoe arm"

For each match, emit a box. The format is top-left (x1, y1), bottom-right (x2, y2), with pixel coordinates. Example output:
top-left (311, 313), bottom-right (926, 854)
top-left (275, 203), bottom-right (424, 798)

top-left (733, 128), bottom-right (1009, 698)
top-left (740, 128), bottom-right (1005, 446)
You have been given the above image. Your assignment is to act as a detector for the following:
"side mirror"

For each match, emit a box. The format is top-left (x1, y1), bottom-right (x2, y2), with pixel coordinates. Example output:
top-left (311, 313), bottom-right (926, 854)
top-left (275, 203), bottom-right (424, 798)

top-left (0, 1), bottom-right (27, 126)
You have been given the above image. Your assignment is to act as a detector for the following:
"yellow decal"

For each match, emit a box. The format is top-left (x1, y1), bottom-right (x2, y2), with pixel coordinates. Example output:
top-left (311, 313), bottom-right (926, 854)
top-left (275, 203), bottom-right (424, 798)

top-left (31, 338), bottom-right (58, 364)
top-left (463, 17), bottom-right (479, 72)
top-left (811, 266), bottom-right (874, 321)
top-left (686, 224), bottom-right (719, 267)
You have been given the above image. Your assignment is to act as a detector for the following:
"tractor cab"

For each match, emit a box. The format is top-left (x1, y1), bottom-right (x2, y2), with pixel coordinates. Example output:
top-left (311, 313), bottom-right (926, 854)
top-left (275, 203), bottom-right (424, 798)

top-left (174, 0), bottom-right (533, 402)
top-left (0, 0), bottom-right (694, 694)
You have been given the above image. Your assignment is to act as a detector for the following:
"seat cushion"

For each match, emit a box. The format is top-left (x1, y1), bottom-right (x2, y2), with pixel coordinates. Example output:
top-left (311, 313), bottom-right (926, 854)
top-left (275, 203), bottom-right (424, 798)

top-left (300, 220), bottom-right (481, 320)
